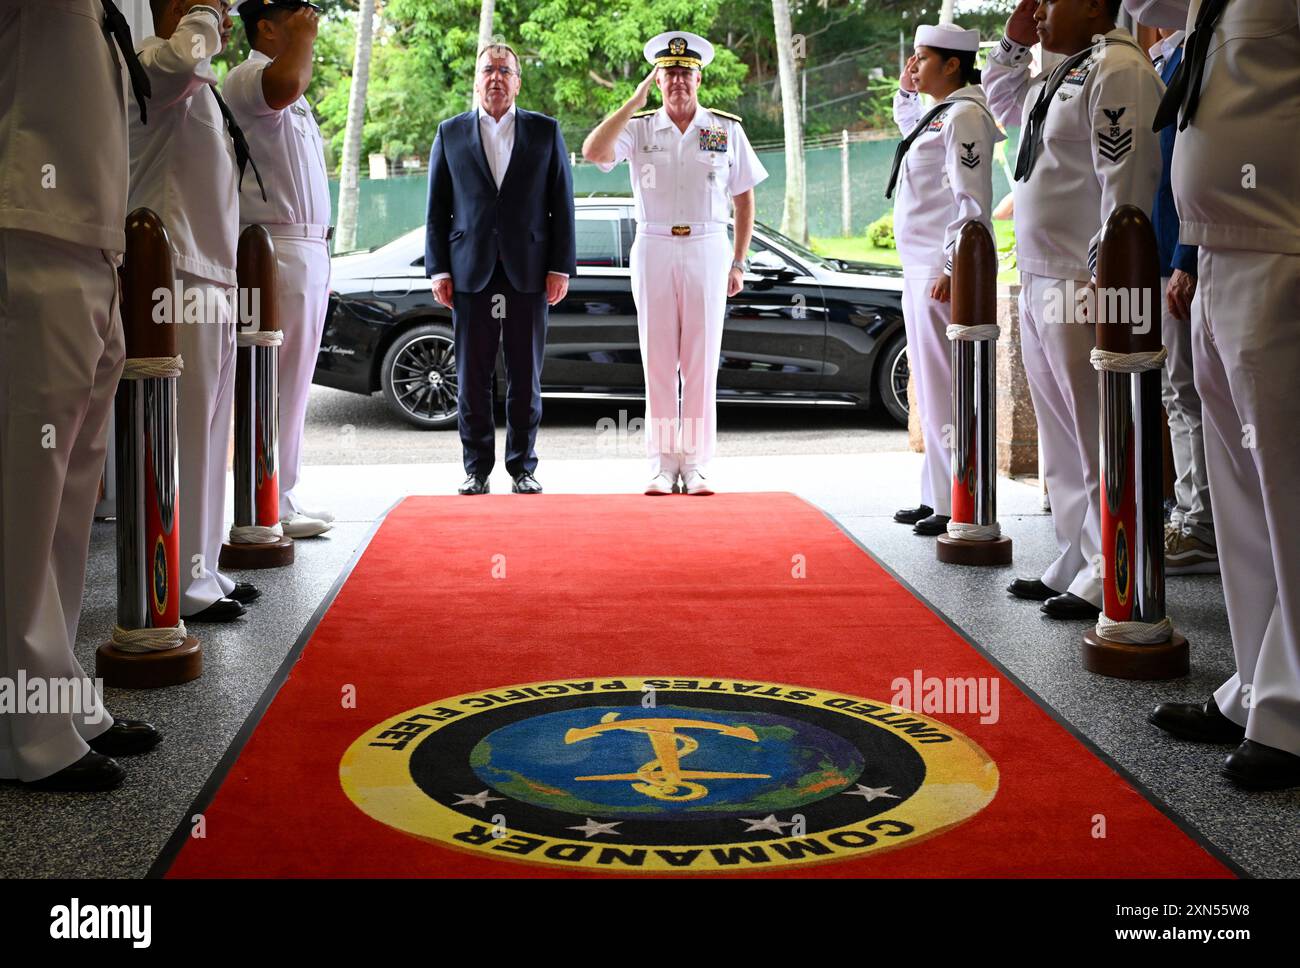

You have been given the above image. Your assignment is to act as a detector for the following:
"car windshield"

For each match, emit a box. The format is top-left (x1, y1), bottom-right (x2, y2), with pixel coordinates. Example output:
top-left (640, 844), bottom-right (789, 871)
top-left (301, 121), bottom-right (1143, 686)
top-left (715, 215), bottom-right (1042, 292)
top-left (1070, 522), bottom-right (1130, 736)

top-left (752, 221), bottom-right (837, 271)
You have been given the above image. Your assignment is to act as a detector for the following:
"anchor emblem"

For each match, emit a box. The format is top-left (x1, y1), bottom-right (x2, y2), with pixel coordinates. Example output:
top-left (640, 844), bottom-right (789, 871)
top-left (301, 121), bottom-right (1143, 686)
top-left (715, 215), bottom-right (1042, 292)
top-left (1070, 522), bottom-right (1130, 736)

top-left (564, 712), bottom-right (771, 802)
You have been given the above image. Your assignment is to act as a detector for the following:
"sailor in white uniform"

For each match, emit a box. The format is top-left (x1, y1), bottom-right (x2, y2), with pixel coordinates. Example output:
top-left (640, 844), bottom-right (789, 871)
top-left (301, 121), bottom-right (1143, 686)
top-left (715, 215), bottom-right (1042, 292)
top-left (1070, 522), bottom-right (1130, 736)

top-left (985, 0), bottom-right (1163, 620)
top-left (886, 23), bottom-right (1003, 537)
top-left (130, 0), bottom-right (262, 623)
top-left (1130, 0), bottom-right (1300, 790)
top-left (0, 0), bottom-right (160, 791)
top-left (582, 32), bottom-right (768, 495)
top-left (224, 0), bottom-right (333, 537)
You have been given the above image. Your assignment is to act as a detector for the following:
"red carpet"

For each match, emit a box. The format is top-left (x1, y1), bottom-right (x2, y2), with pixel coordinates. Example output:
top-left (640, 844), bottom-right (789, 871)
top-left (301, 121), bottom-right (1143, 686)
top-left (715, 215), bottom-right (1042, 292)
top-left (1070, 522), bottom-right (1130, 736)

top-left (164, 493), bottom-right (1232, 877)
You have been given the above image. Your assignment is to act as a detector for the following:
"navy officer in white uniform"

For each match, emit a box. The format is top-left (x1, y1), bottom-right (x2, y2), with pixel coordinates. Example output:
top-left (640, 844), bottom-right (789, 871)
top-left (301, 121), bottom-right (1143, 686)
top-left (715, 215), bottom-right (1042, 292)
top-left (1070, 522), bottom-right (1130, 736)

top-left (582, 32), bottom-right (767, 496)
top-left (886, 22), bottom-right (1002, 537)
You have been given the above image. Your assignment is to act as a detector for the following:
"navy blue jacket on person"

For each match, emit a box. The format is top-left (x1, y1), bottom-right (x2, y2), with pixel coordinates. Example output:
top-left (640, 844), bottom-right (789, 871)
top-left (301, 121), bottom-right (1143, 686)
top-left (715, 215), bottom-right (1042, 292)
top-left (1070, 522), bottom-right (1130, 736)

top-left (1153, 43), bottom-right (1198, 279)
top-left (424, 107), bottom-right (577, 294)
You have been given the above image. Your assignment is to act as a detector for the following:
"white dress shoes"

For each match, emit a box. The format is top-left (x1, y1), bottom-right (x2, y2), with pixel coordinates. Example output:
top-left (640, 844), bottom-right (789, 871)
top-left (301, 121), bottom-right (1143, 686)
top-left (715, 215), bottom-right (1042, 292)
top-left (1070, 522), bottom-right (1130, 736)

top-left (281, 512), bottom-right (333, 538)
top-left (683, 469), bottom-right (713, 496)
top-left (644, 473), bottom-right (676, 496)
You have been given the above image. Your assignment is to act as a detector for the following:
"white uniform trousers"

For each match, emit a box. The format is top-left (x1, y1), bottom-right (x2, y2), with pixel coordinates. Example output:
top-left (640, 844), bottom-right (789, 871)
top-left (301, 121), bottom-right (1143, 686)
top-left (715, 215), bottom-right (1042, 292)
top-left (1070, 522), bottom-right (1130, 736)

top-left (0, 230), bottom-right (119, 781)
top-left (177, 272), bottom-right (236, 615)
top-left (271, 236), bottom-right (331, 517)
top-left (1018, 273), bottom-right (1103, 605)
top-left (629, 229), bottom-right (731, 478)
top-left (901, 275), bottom-right (954, 516)
top-left (1194, 249), bottom-right (1300, 758)
top-left (1160, 275), bottom-right (1214, 544)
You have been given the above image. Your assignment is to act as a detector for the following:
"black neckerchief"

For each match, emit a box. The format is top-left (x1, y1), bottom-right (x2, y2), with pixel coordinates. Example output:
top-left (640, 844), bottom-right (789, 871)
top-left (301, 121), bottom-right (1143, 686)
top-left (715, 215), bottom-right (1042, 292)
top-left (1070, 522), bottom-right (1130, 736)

top-left (100, 0), bottom-right (151, 123)
top-left (210, 86), bottom-right (268, 202)
top-left (885, 100), bottom-right (954, 199)
top-left (1013, 36), bottom-right (1137, 182)
top-left (1154, 0), bottom-right (1229, 131)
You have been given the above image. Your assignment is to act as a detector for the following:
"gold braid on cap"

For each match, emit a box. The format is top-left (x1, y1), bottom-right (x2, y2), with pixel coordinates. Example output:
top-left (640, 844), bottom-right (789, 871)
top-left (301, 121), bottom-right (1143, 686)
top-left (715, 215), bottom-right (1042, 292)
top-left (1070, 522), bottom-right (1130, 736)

top-left (654, 35), bottom-right (702, 70)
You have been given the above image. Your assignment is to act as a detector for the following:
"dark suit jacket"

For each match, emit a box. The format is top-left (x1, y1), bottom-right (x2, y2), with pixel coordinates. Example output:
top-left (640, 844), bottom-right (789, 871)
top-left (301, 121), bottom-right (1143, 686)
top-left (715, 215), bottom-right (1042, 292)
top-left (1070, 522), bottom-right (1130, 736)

top-left (424, 107), bottom-right (577, 295)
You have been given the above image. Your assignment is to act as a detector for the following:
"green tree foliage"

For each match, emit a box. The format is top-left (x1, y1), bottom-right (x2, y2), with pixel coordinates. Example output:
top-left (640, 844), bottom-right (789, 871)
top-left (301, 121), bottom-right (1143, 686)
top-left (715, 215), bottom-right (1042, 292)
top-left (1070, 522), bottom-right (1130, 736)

top-left (224, 0), bottom-right (1015, 173)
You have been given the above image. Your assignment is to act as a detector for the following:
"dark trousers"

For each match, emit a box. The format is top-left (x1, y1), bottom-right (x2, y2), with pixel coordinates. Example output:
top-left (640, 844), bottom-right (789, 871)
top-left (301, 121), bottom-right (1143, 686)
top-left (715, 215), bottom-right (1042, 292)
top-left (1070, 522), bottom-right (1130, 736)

top-left (452, 262), bottom-right (546, 479)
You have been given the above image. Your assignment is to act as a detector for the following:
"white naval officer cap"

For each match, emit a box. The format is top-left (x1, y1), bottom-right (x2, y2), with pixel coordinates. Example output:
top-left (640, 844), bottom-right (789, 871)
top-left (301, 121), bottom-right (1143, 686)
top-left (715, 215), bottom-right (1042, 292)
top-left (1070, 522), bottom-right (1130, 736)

top-left (914, 23), bottom-right (980, 52)
top-left (643, 31), bottom-right (715, 71)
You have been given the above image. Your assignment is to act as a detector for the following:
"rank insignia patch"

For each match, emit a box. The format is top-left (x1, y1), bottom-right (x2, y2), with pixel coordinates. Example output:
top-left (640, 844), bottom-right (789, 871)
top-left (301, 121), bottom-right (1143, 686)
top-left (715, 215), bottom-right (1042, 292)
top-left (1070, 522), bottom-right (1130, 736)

top-left (959, 142), bottom-right (980, 169)
top-left (698, 126), bottom-right (728, 152)
top-left (1097, 106), bottom-right (1132, 162)
top-left (339, 676), bottom-right (999, 873)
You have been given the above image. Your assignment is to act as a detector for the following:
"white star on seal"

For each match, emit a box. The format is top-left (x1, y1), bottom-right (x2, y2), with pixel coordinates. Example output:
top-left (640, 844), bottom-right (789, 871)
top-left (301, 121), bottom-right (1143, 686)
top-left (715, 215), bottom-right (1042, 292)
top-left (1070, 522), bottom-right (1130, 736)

top-left (567, 818), bottom-right (622, 839)
top-left (739, 814), bottom-right (796, 834)
top-left (841, 784), bottom-right (901, 802)
top-left (451, 790), bottom-right (505, 809)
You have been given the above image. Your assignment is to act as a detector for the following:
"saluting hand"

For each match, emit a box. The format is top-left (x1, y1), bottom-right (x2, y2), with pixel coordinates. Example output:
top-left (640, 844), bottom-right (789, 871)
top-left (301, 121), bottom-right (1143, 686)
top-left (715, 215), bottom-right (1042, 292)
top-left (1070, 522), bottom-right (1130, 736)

top-left (283, 4), bottom-right (319, 41)
top-left (1007, 0), bottom-right (1039, 47)
top-left (900, 54), bottom-right (919, 93)
top-left (629, 68), bottom-right (658, 111)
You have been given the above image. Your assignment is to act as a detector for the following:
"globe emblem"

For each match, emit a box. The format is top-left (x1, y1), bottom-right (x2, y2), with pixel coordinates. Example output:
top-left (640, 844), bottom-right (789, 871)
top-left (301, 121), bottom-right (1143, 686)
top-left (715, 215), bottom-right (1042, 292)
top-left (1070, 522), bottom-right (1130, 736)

top-left (469, 704), bottom-right (866, 819)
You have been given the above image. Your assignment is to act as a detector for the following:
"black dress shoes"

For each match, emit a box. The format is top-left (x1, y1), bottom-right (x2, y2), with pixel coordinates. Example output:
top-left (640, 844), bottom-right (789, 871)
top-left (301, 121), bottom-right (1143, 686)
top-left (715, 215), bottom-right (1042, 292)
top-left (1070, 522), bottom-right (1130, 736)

top-left (228, 581), bottom-right (260, 605)
top-left (913, 513), bottom-right (951, 536)
top-left (894, 504), bottom-right (933, 525)
top-left (458, 475), bottom-right (489, 495)
top-left (24, 752), bottom-right (125, 792)
top-left (1040, 592), bottom-right (1101, 620)
top-left (1006, 578), bottom-right (1060, 602)
top-left (88, 719), bottom-right (161, 757)
top-left (1149, 697), bottom-right (1246, 744)
top-left (511, 471), bottom-right (542, 494)
top-left (185, 597), bottom-right (246, 622)
top-left (1223, 740), bottom-right (1300, 790)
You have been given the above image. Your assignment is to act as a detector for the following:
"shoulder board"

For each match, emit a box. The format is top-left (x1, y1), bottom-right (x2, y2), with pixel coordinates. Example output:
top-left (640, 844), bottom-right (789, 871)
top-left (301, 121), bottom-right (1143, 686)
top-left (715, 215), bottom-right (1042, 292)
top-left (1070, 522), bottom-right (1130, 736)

top-left (706, 108), bottom-right (742, 122)
top-left (631, 110), bottom-right (656, 118)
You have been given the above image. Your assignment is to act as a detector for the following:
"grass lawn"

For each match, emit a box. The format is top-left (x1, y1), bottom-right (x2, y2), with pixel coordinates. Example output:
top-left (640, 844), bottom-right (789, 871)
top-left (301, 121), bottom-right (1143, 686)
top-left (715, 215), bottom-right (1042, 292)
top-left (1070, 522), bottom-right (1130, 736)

top-left (812, 220), bottom-right (1020, 284)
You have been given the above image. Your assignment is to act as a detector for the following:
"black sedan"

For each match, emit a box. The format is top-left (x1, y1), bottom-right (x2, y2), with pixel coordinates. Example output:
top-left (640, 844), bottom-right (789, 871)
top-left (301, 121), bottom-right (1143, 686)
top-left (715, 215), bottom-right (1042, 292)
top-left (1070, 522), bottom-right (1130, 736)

top-left (314, 196), bottom-right (910, 429)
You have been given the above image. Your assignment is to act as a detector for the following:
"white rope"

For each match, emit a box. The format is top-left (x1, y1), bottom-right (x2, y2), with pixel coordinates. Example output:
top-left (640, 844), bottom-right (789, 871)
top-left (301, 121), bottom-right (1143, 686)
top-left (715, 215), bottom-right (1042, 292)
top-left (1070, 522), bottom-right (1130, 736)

top-left (945, 520), bottom-right (1002, 541)
top-left (111, 621), bottom-right (189, 653)
top-left (1095, 613), bottom-right (1175, 645)
top-left (237, 329), bottom-right (285, 347)
top-left (228, 522), bottom-right (285, 544)
top-left (121, 355), bottom-right (183, 379)
top-left (946, 323), bottom-right (1001, 342)
top-left (1090, 346), bottom-right (1167, 373)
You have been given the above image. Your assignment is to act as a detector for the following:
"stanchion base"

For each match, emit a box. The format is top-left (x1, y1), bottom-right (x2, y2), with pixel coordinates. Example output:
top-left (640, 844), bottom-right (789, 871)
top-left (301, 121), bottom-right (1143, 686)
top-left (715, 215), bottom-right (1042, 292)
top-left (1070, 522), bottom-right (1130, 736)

top-left (1081, 628), bottom-right (1189, 680)
top-left (96, 636), bottom-right (203, 689)
top-left (936, 534), bottom-right (1013, 566)
top-left (219, 536), bottom-right (294, 569)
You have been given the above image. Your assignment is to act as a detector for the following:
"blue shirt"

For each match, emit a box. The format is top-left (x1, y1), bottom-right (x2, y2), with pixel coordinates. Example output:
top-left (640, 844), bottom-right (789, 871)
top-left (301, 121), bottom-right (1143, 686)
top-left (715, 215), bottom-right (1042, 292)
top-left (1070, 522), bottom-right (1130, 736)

top-left (1152, 42), bottom-right (1198, 278)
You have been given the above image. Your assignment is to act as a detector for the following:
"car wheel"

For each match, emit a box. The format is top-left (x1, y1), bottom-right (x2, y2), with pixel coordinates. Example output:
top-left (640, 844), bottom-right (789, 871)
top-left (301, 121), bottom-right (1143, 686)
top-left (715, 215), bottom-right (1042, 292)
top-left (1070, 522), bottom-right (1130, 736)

top-left (380, 323), bottom-right (459, 430)
top-left (875, 330), bottom-right (909, 428)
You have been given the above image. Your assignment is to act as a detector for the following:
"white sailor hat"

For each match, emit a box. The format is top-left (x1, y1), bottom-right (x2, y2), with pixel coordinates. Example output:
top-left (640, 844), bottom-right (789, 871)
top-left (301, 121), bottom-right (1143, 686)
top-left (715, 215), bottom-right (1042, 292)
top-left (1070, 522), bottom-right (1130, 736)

top-left (643, 31), bottom-right (714, 71)
top-left (914, 23), bottom-right (980, 53)
top-left (236, 0), bottom-right (322, 17)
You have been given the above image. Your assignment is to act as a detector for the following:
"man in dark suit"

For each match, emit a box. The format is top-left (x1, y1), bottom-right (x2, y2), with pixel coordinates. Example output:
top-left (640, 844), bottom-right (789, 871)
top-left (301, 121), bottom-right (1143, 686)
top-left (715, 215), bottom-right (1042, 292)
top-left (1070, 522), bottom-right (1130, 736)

top-left (425, 42), bottom-right (576, 495)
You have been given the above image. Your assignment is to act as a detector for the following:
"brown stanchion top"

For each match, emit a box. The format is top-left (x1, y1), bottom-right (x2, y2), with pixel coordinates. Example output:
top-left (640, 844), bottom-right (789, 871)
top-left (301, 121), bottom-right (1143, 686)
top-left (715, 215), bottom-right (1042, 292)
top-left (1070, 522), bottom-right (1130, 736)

top-left (121, 207), bottom-right (176, 360)
top-left (951, 221), bottom-right (997, 329)
top-left (1096, 204), bottom-right (1161, 355)
top-left (237, 225), bottom-right (280, 334)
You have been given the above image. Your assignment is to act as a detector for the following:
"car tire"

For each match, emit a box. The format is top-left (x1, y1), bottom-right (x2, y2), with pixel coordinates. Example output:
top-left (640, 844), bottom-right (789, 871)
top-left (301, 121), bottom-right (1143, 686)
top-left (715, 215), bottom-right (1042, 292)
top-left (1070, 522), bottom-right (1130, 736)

top-left (875, 329), bottom-right (909, 428)
top-left (379, 322), bottom-right (460, 430)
